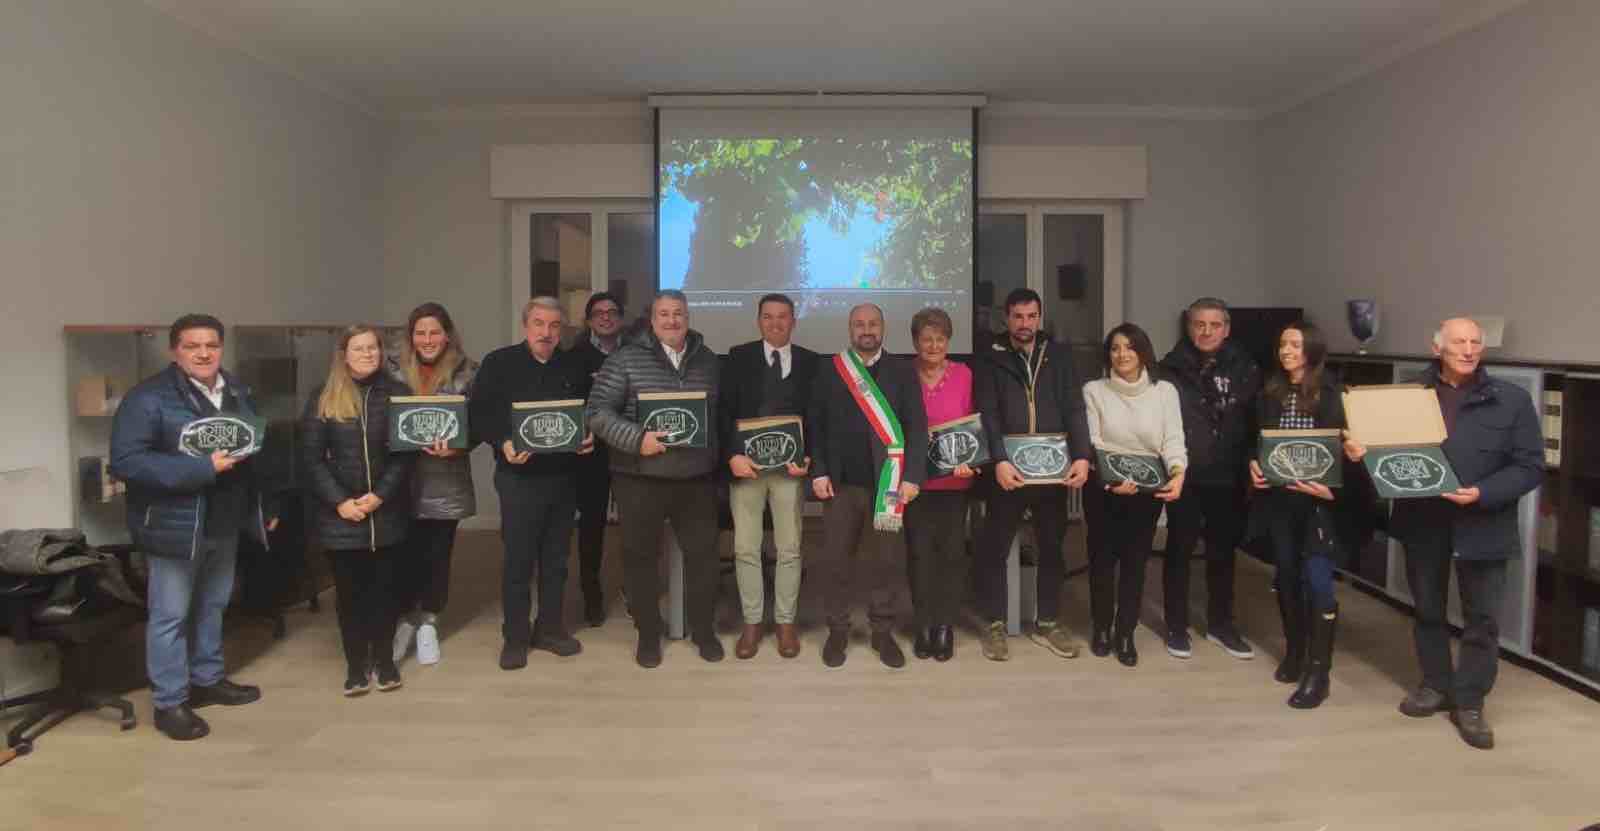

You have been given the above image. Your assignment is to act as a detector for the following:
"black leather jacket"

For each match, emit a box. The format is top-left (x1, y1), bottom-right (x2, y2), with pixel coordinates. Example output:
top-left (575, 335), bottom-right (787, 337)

top-left (300, 373), bottom-right (415, 551)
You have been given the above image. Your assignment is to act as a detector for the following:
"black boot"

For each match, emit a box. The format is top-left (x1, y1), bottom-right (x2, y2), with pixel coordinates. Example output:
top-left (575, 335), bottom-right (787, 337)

top-left (933, 625), bottom-right (955, 662)
top-left (1289, 605), bottom-right (1336, 709)
top-left (913, 627), bottom-right (934, 660)
top-left (1274, 587), bottom-right (1306, 685)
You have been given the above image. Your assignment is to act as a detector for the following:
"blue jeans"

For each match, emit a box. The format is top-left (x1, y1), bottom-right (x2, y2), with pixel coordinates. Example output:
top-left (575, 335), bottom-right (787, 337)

top-left (146, 536), bottom-right (238, 709)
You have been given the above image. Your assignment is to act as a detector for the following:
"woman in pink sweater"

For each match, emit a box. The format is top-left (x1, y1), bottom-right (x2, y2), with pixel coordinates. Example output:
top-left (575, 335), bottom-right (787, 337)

top-left (905, 307), bottom-right (979, 662)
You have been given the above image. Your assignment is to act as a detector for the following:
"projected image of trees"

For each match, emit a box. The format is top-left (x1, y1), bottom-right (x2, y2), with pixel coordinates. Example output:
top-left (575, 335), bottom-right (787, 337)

top-left (660, 138), bottom-right (973, 295)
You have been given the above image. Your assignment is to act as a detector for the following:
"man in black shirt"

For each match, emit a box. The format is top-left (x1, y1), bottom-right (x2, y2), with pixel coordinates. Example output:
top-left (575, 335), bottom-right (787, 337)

top-left (807, 304), bottom-right (928, 669)
top-left (471, 296), bottom-right (594, 670)
top-left (1159, 297), bottom-right (1262, 661)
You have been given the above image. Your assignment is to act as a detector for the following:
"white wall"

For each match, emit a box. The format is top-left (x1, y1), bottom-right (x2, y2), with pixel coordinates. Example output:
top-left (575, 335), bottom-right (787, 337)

top-left (1260, 0), bottom-right (1599, 361)
top-left (3, 0), bottom-right (382, 527)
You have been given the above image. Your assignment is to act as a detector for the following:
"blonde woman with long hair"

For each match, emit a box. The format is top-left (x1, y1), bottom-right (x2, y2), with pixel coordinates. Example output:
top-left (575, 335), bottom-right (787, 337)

top-left (301, 325), bottom-right (415, 697)
top-left (387, 303), bottom-right (479, 668)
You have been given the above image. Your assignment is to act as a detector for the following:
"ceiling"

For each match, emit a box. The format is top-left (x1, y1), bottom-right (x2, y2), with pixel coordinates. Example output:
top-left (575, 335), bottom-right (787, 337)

top-left (145, 0), bottom-right (1530, 119)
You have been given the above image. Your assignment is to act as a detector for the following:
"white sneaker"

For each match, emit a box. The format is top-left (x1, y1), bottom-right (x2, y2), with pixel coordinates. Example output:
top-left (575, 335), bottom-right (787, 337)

top-left (392, 618), bottom-right (417, 664)
top-left (415, 623), bottom-right (441, 666)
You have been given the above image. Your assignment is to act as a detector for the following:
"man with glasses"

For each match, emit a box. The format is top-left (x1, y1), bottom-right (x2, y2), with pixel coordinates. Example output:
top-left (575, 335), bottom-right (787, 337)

top-left (569, 292), bottom-right (624, 625)
top-left (1158, 297), bottom-right (1262, 661)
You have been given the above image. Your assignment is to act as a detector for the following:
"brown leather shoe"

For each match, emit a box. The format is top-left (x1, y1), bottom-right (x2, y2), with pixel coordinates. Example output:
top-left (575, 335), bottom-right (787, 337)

top-left (735, 623), bottom-right (763, 659)
top-left (776, 623), bottom-right (801, 658)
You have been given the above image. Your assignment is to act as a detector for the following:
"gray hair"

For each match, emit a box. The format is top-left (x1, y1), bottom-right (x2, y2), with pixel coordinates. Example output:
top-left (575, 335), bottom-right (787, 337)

top-left (521, 295), bottom-right (563, 325)
top-left (651, 289), bottom-right (689, 314)
top-left (1433, 317), bottom-right (1483, 347)
top-left (1187, 296), bottom-right (1231, 324)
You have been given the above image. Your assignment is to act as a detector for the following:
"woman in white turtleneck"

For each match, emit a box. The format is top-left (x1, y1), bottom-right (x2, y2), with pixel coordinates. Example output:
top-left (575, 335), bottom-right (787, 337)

top-left (1082, 323), bottom-right (1187, 667)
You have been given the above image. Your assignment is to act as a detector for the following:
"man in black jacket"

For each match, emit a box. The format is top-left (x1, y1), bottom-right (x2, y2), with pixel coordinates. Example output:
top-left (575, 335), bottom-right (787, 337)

top-left (808, 303), bottom-right (928, 669)
top-left (471, 297), bottom-right (595, 670)
top-left (566, 291), bottom-right (624, 626)
top-left (719, 293), bottom-right (819, 660)
top-left (1373, 318), bottom-right (1542, 750)
top-left (1159, 297), bottom-right (1262, 661)
top-left (972, 288), bottom-right (1092, 662)
top-left (586, 290), bottom-right (725, 668)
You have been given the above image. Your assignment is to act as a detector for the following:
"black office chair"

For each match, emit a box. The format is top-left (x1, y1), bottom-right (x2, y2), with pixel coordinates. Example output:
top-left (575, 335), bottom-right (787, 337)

top-left (2, 574), bottom-right (139, 755)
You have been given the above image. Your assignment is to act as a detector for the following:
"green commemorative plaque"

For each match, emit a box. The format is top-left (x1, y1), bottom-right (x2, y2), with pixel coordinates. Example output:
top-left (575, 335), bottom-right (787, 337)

top-left (1003, 433), bottom-right (1070, 484)
top-left (737, 415), bottom-right (804, 470)
top-left (389, 395), bottom-right (469, 451)
top-left (638, 391), bottom-right (709, 449)
top-left (927, 413), bottom-right (990, 479)
top-left (177, 414), bottom-right (267, 459)
top-left (1095, 447), bottom-right (1169, 492)
top-left (1259, 428), bottom-right (1343, 488)
top-left (511, 399), bottom-right (587, 454)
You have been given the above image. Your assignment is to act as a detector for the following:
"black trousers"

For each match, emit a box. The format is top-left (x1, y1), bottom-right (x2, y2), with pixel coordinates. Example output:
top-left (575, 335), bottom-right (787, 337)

top-left (817, 484), bottom-right (906, 632)
top-left (494, 469), bottom-right (577, 644)
top-left (329, 546), bottom-right (400, 677)
top-left (976, 485), bottom-right (1070, 624)
top-left (576, 457), bottom-right (612, 600)
top-left (1264, 491), bottom-right (1338, 610)
top-left (1162, 481), bottom-right (1246, 633)
top-left (396, 518), bottom-right (459, 617)
top-left (903, 490), bottom-right (969, 629)
top-left (611, 473), bottom-right (721, 640)
top-left (1403, 529), bottom-right (1508, 710)
top-left (1083, 483), bottom-right (1163, 637)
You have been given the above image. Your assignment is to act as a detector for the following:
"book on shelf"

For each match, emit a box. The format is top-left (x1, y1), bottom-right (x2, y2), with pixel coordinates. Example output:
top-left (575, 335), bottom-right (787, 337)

top-left (1543, 390), bottom-right (1563, 467)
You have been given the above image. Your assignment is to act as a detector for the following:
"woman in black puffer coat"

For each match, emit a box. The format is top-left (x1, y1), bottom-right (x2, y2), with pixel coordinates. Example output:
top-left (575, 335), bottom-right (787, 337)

top-left (301, 325), bottom-right (415, 697)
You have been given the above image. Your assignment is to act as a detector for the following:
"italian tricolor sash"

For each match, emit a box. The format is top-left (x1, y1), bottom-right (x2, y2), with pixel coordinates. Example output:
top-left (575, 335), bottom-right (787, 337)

top-left (834, 351), bottom-right (906, 532)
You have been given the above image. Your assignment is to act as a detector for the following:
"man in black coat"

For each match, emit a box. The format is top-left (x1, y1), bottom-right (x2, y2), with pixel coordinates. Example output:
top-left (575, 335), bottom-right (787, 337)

top-left (972, 288), bottom-right (1092, 662)
top-left (718, 293), bottom-right (819, 660)
top-left (807, 303), bottom-right (928, 669)
top-left (566, 291), bottom-right (625, 626)
top-left (1365, 317), bottom-right (1542, 750)
top-left (1158, 297), bottom-right (1262, 661)
top-left (472, 297), bottom-right (595, 670)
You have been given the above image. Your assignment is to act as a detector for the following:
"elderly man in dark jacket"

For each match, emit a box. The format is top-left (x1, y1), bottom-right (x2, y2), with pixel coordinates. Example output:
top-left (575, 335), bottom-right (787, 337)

top-left (587, 289), bottom-right (724, 669)
top-left (972, 288), bottom-right (1091, 663)
top-left (1365, 318), bottom-right (1543, 750)
top-left (1158, 297), bottom-right (1263, 661)
top-left (472, 297), bottom-right (594, 670)
top-left (110, 314), bottom-right (278, 741)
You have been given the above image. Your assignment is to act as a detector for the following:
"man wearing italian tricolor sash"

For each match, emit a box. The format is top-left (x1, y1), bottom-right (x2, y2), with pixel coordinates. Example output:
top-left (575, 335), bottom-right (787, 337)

top-left (807, 304), bottom-right (928, 669)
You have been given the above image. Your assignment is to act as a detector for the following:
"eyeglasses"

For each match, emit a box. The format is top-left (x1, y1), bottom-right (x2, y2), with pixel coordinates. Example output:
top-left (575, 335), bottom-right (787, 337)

top-left (590, 308), bottom-right (621, 319)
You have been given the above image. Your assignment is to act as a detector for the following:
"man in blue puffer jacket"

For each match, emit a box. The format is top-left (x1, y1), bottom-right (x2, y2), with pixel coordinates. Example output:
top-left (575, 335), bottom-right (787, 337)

top-left (110, 314), bottom-right (278, 741)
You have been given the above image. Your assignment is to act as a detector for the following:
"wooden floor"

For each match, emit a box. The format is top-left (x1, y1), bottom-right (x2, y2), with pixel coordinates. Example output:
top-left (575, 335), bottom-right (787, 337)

top-left (4, 528), bottom-right (1599, 831)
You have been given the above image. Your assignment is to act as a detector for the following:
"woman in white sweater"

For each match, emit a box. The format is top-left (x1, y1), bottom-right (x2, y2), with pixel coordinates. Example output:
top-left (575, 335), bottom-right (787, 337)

top-left (1082, 323), bottom-right (1187, 666)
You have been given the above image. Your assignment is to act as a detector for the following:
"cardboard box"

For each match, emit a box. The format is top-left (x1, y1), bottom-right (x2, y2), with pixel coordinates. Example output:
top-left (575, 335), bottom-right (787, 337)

top-left (1095, 447), bottom-right (1169, 492)
top-left (638, 391), bottom-right (709, 448)
top-left (1259, 428), bottom-right (1344, 488)
top-left (177, 414), bottom-right (267, 459)
top-left (75, 374), bottom-right (122, 416)
top-left (389, 394), bottom-right (469, 451)
top-left (1003, 433), bottom-right (1070, 484)
top-left (511, 399), bottom-right (587, 454)
top-left (1343, 385), bottom-right (1462, 499)
top-left (735, 415), bottom-right (804, 470)
top-left (927, 413), bottom-right (991, 479)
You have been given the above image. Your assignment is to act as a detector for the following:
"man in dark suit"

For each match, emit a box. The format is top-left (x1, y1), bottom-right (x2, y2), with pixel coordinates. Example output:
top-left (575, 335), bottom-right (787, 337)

top-left (807, 303), bottom-right (929, 669)
top-left (567, 292), bottom-right (624, 626)
top-left (1358, 317), bottom-right (1542, 750)
top-left (719, 293), bottom-right (820, 659)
